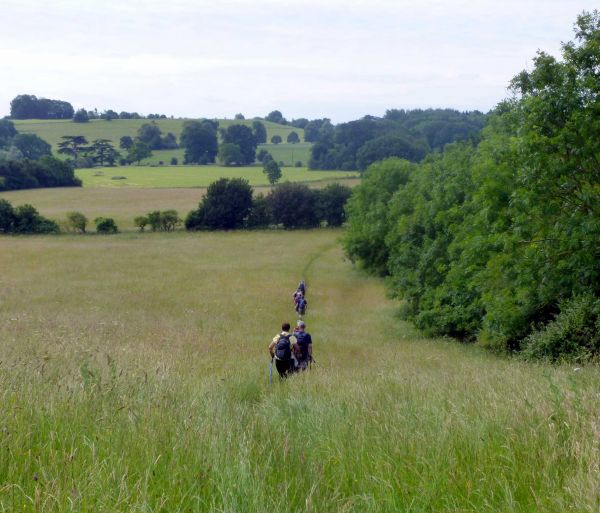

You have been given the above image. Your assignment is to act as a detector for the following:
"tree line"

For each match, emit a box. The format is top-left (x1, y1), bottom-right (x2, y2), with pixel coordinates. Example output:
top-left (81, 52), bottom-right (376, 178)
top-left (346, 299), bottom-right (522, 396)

top-left (0, 119), bottom-right (81, 191)
top-left (343, 12), bottom-right (600, 362)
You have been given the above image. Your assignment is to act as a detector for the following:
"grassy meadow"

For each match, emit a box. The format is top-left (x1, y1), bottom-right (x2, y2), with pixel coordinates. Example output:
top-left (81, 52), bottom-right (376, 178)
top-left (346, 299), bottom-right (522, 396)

top-left (0, 176), bottom-right (362, 230)
top-left (13, 118), bottom-right (305, 150)
top-left (1, 229), bottom-right (599, 512)
top-left (74, 166), bottom-right (357, 188)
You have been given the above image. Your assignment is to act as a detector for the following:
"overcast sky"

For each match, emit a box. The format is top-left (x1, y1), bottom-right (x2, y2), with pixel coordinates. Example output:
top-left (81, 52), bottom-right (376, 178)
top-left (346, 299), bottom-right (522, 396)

top-left (0, 0), bottom-right (595, 122)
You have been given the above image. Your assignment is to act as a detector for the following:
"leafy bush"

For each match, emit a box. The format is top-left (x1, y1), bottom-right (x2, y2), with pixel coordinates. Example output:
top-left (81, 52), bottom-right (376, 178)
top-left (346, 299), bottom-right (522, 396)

top-left (95, 217), bottom-right (118, 234)
top-left (0, 201), bottom-right (59, 234)
top-left (268, 182), bottom-right (318, 229)
top-left (521, 294), bottom-right (600, 362)
top-left (66, 211), bottom-right (88, 233)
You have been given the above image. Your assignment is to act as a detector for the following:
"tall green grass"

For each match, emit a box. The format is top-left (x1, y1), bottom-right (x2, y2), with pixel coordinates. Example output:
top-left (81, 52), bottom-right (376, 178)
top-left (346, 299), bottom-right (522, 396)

top-left (0, 230), bottom-right (598, 512)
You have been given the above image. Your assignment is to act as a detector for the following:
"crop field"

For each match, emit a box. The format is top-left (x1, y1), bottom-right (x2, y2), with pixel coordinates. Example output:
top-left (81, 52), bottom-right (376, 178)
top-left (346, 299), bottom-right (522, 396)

top-left (74, 166), bottom-right (358, 188)
top-left (13, 118), bottom-right (305, 153)
top-left (1, 229), bottom-right (599, 512)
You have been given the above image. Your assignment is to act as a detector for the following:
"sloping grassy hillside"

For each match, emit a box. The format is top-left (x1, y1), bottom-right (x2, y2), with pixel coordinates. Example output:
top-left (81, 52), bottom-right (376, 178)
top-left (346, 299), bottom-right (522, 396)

top-left (13, 118), bottom-right (304, 150)
top-left (0, 230), bottom-right (598, 512)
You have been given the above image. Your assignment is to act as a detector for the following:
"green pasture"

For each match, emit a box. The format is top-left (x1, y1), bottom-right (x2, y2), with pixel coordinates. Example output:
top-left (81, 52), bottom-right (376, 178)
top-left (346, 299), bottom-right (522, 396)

top-left (0, 177), bottom-right (362, 231)
top-left (13, 118), bottom-right (305, 153)
top-left (138, 142), bottom-right (311, 167)
top-left (0, 229), bottom-right (598, 512)
top-left (75, 165), bottom-right (357, 188)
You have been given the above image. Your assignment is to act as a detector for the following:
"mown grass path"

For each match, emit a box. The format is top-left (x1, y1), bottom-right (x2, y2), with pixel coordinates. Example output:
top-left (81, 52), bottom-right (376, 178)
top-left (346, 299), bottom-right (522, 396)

top-left (0, 230), bottom-right (598, 512)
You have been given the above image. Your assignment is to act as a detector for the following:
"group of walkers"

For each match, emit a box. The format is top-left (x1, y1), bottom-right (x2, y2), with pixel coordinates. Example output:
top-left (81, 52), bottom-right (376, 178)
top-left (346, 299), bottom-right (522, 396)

top-left (268, 280), bottom-right (314, 379)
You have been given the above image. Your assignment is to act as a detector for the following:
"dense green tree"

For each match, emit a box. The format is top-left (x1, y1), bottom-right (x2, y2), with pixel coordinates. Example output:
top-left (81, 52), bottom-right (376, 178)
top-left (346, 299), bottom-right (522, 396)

top-left (315, 183), bottom-right (352, 226)
top-left (137, 122), bottom-right (163, 150)
top-left (287, 131), bottom-right (300, 144)
top-left (271, 135), bottom-right (282, 144)
top-left (268, 182), bottom-right (318, 228)
top-left (180, 120), bottom-right (218, 164)
top-left (90, 139), bottom-right (119, 166)
top-left (266, 110), bottom-right (286, 124)
top-left (0, 156), bottom-right (80, 191)
top-left (10, 95), bottom-right (74, 119)
top-left (291, 118), bottom-right (309, 129)
top-left (246, 193), bottom-right (272, 228)
top-left (234, 113), bottom-right (245, 120)
top-left (66, 211), bottom-right (88, 233)
top-left (100, 109), bottom-right (119, 120)
top-left (263, 159), bottom-right (282, 184)
top-left (73, 109), bottom-right (89, 123)
top-left (252, 120), bottom-right (267, 144)
top-left (161, 132), bottom-right (178, 149)
top-left (355, 132), bottom-right (429, 170)
top-left (0, 119), bottom-right (17, 148)
top-left (134, 215), bottom-right (149, 231)
top-left (95, 217), bottom-right (118, 233)
top-left (119, 136), bottom-right (134, 150)
top-left (57, 135), bottom-right (88, 160)
top-left (217, 143), bottom-right (243, 166)
top-left (220, 125), bottom-right (257, 165)
top-left (0, 199), bottom-right (16, 232)
top-left (12, 134), bottom-right (52, 160)
top-left (185, 177), bottom-right (253, 230)
top-left (127, 141), bottom-right (152, 165)
top-left (13, 204), bottom-right (59, 233)
top-left (256, 148), bottom-right (272, 163)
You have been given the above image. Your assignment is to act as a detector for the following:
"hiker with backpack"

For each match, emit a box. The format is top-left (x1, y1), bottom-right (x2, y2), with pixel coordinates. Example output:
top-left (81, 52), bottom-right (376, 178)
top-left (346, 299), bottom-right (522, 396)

top-left (298, 280), bottom-right (306, 296)
top-left (296, 295), bottom-right (308, 316)
top-left (268, 322), bottom-right (296, 379)
top-left (293, 320), bottom-right (313, 371)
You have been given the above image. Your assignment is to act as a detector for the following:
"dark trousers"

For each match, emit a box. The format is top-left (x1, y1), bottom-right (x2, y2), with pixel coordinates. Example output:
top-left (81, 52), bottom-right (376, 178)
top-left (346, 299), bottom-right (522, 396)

top-left (275, 358), bottom-right (292, 378)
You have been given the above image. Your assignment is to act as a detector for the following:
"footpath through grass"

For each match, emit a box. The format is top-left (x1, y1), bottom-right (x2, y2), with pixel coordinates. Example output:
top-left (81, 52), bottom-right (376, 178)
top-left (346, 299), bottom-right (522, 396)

top-left (0, 230), bottom-right (598, 512)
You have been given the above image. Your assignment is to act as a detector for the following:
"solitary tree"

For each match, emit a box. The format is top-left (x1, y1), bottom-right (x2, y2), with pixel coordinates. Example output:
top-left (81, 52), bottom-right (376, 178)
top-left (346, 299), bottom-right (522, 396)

top-left (90, 139), bottom-right (118, 166)
top-left (57, 135), bottom-right (88, 160)
top-left (252, 120), bottom-right (267, 144)
top-left (287, 131), bottom-right (300, 144)
top-left (271, 135), bottom-right (282, 144)
top-left (66, 211), bottom-right (88, 233)
top-left (263, 159), bottom-right (282, 185)
top-left (134, 215), bottom-right (149, 232)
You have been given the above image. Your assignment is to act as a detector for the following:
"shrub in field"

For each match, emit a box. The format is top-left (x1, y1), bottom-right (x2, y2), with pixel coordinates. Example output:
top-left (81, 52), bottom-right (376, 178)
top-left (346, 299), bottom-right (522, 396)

top-left (294, 161), bottom-right (303, 167)
top-left (12, 203), bottom-right (59, 233)
top-left (0, 199), bottom-right (17, 232)
top-left (66, 211), bottom-right (88, 233)
top-left (170, 157), bottom-right (178, 165)
top-left (521, 294), bottom-right (600, 362)
top-left (95, 217), bottom-right (118, 234)
top-left (186, 178), bottom-right (252, 230)
top-left (271, 135), bottom-right (282, 144)
top-left (268, 182), bottom-right (318, 229)
top-left (287, 131), bottom-right (300, 143)
top-left (134, 215), bottom-right (149, 232)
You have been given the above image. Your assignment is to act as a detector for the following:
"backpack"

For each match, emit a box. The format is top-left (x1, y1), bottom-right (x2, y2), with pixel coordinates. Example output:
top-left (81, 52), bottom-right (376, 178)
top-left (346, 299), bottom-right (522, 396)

top-left (275, 334), bottom-right (291, 360)
top-left (298, 298), bottom-right (307, 313)
top-left (295, 331), bottom-right (310, 359)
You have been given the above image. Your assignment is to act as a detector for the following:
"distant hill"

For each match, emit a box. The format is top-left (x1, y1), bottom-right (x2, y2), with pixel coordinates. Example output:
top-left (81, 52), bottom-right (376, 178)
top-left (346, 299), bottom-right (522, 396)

top-left (12, 118), bottom-right (308, 167)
